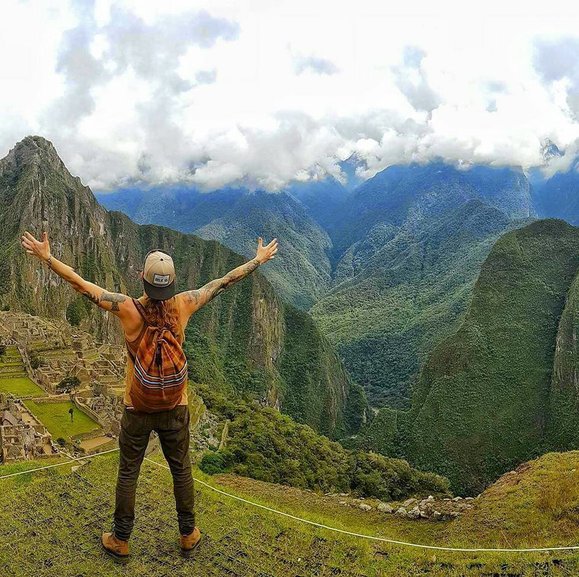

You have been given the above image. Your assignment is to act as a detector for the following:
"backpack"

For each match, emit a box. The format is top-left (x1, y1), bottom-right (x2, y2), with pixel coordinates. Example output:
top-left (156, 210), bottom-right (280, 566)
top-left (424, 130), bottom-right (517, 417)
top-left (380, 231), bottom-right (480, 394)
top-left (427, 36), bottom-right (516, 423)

top-left (126, 298), bottom-right (188, 413)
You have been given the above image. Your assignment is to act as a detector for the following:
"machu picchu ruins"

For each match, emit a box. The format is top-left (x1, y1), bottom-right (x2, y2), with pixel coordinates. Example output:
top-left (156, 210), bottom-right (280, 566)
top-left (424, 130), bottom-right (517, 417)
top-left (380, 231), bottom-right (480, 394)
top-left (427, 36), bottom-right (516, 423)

top-left (0, 310), bottom-right (128, 462)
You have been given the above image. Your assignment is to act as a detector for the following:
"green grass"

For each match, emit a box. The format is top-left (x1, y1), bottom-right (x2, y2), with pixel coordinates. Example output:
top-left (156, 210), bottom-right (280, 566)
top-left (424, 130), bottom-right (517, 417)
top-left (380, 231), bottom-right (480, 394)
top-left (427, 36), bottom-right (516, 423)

top-left (449, 451), bottom-right (579, 548)
top-left (0, 450), bottom-right (577, 576)
top-left (23, 400), bottom-right (100, 439)
top-left (0, 376), bottom-right (45, 397)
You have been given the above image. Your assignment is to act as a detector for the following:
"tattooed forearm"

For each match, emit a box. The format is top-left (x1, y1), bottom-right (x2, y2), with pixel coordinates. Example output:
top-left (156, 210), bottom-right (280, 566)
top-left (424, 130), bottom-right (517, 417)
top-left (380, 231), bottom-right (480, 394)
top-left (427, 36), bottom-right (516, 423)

top-left (81, 290), bottom-right (127, 311)
top-left (81, 290), bottom-right (101, 305)
top-left (185, 257), bottom-right (261, 309)
top-left (212, 257), bottom-right (261, 294)
top-left (101, 292), bottom-right (128, 311)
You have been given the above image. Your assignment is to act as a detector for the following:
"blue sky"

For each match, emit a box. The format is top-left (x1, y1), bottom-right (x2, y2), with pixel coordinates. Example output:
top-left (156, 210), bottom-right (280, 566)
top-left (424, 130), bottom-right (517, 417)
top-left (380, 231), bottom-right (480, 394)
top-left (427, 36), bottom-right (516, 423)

top-left (2, 0), bottom-right (579, 192)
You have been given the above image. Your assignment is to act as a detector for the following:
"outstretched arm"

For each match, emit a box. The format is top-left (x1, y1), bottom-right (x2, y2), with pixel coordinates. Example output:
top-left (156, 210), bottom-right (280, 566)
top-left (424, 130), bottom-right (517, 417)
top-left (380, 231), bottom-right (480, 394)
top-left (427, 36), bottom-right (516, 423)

top-left (20, 231), bottom-right (131, 317)
top-left (180, 236), bottom-right (279, 316)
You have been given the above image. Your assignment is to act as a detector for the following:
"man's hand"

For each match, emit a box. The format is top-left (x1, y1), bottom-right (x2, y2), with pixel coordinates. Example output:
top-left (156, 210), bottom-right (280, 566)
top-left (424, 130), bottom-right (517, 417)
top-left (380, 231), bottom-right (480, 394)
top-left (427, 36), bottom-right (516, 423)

top-left (21, 229), bottom-right (130, 318)
top-left (21, 231), bottom-right (51, 262)
top-left (256, 237), bottom-right (278, 264)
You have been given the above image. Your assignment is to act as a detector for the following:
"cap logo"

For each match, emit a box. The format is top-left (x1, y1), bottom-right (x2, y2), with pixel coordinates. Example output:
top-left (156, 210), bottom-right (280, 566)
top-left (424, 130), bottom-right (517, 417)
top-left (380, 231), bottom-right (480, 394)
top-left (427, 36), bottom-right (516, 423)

top-left (153, 273), bottom-right (171, 286)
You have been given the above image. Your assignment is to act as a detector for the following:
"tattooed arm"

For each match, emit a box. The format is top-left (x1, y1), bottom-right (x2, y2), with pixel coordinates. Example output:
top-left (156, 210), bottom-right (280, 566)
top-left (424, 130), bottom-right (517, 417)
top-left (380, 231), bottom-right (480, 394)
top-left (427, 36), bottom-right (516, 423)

top-left (179, 236), bottom-right (279, 317)
top-left (20, 230), bottom-right (131, 317)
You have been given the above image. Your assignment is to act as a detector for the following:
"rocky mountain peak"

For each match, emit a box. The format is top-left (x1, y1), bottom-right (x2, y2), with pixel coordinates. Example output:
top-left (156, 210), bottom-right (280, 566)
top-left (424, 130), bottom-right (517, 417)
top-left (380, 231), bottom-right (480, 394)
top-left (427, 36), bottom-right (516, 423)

top-left (0, 135), bottom-right (67, 176)
top-left (540, 138), bottom-right (563, 162)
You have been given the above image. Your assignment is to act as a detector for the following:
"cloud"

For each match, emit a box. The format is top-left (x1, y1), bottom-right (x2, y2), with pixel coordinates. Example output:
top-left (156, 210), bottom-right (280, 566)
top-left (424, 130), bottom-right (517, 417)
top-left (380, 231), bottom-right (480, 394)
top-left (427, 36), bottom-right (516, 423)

top-left (533, 37), bottom-right (579, 120)
top-left (391, 46), bottom-right (440, 114)
top-left (2, 0), bottom-right (579, 192)
top-left (293, 54), bottom-right (339, 76)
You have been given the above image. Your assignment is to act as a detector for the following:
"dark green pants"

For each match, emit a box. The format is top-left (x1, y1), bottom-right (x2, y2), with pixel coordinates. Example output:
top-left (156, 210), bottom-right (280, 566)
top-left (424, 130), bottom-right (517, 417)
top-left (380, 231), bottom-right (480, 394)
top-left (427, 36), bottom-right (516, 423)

top-left (112, 404), bottom-right (195, 540)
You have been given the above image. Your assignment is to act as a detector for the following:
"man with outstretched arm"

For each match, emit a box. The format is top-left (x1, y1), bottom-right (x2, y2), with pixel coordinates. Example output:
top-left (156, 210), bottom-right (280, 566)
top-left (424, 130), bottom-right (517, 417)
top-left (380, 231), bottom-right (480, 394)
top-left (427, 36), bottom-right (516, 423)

top-left (21, 230), bottom-right (279, 560)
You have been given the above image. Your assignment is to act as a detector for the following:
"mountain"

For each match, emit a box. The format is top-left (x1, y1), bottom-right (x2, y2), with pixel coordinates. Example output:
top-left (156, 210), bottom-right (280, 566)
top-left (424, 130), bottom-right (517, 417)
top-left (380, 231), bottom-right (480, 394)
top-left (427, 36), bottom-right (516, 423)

top-left (193, 190), bottom-right (334, 310)
top-left (532, 159), bottom-right (579, 226)
top-left (323, 161), bottom-right (535, 261)
top-left (0, 135), bottom-right (367, 438)
top-left (309, 199), bottom-right (516, 407)
top-left (98, 186), bottom-right (333, 310)
top-left (310, 162), bottom-right (534, 407)
top-left (283, 176), bottom-right (350, 231)
top-left (357, 219), bottom-right (579, 493)
top-left (99, 160), bottom-right (537, 409)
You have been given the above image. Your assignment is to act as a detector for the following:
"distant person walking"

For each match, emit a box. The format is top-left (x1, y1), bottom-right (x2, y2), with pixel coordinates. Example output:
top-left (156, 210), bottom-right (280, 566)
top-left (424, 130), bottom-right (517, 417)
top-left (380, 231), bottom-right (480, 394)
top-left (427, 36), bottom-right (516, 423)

top-left (21, 230), bottom-right (278, 561)
top-left (69, 407), bottom-right (74, 422)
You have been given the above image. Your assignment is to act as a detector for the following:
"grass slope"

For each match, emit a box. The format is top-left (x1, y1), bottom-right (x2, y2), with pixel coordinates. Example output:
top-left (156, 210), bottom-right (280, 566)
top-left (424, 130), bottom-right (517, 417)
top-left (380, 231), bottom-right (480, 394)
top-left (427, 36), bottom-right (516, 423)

top-left (23, 401), bottom-right (100, 440)
top-left (0, 450), bottom-right (576, 576)
top-left (0, 346), bottom-right (45, 397)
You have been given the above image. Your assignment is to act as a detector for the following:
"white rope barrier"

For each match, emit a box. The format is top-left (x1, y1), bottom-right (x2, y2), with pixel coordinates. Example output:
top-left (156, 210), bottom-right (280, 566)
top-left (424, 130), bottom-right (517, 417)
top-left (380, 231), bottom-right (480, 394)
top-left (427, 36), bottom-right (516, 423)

top-left (1, 447), bottom-right (578, 553)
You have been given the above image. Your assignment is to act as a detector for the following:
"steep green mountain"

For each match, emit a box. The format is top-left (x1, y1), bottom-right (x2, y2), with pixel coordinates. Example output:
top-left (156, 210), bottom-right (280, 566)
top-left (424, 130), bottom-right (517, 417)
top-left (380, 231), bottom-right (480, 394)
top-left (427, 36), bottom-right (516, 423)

top-left (358, 219), bottom-right (579, 493)
top-left (546, 267), bottom-right (579, 449)
top-left (0, 135), bottom-right (366, 438)
top-left (310, 200), bottom-right (517, 407)
top-left (310, 161), bottom-right (534, 407)
top-left (97, 186), bottom-right (333, 310)
top-left (99, 161), bottom-right (536, 410)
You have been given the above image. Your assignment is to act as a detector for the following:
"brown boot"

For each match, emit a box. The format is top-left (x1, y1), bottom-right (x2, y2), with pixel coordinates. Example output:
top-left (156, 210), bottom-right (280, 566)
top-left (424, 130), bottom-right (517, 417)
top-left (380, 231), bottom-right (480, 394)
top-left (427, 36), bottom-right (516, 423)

top-left (101, 531), bottom-right (129, 562)
top-left (179, 526), bottom-right (202, 556)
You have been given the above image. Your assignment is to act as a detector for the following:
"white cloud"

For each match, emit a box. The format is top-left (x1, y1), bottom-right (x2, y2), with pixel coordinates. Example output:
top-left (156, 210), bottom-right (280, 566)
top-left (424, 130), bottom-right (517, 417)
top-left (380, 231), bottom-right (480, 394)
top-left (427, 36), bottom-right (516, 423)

top-left (2, 0), bottom-right (579, 191)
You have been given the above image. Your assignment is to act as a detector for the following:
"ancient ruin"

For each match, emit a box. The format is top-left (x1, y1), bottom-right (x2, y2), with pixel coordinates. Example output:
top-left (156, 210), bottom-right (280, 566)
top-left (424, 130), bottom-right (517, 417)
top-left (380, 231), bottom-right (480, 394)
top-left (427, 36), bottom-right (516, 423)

top-left (0, 394), bottom-right (56, 461)
top-left (0, 311), bottom-right (128, 461)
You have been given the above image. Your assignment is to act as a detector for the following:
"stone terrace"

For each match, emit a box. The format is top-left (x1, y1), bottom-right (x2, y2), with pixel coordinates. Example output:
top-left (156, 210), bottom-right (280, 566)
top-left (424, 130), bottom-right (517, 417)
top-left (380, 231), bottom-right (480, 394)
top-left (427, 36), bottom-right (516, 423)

top-left (0, 311), bottom-right (126, 394)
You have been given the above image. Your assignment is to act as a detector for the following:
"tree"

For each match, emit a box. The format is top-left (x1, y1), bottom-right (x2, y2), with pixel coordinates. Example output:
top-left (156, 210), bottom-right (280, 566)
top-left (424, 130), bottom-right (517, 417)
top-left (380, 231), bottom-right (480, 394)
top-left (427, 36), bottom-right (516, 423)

top-left (57, 376), bottom-right (81, 393)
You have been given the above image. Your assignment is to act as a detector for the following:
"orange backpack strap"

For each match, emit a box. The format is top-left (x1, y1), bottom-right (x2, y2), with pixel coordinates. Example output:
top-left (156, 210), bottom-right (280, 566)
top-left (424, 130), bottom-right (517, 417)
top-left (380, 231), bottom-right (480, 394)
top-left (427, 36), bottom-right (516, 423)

top-left (126, 298), bottom-right (149, 364)
top-left (132, 298), bottom-right (149, 324)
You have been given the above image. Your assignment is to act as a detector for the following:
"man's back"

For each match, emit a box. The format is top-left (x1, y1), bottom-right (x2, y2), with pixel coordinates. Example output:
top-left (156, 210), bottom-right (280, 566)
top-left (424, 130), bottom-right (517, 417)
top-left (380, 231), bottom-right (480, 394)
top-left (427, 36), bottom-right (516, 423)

top-left (122, 295), bottom-right (189, 408)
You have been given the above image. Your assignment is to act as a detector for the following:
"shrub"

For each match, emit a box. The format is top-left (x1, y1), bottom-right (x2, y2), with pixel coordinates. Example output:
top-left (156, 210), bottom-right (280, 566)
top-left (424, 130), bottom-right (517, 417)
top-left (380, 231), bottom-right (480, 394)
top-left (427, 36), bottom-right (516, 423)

top-left (199, 452), bottom-right (228, 475)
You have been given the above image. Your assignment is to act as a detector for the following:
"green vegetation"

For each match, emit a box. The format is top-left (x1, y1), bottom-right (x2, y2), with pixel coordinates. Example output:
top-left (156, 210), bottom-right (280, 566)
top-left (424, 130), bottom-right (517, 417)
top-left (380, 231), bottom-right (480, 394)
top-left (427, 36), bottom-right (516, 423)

top-left (0, 135), bottom-right (367, 439)
top-left (449, 451), bottom-right (579, 547)
top-left (359, 219), bottom-right (579, 495)
top-left (23, 400), bottom-right (99, 439)
top-left (56, 375), bottom-right (81, 393)
top-left (65, 297), bottom-right (87, 326)
top-left (198, 385), bottom-right (449, 501)
top-left (0, 345), bottom-right (45, 397)
top-left (0, 450), bottom-right (577, 576)
top-left (311, 200), bottom-right (519, 408)
top-left (0, 376), bottom-right (45, 398)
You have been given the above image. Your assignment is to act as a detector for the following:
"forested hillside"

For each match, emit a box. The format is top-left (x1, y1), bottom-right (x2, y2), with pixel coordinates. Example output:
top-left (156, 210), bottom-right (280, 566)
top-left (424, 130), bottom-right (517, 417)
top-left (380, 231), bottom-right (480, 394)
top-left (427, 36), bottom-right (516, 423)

top-left (0, 135), bottom-right (366, 438)
top-left (357, 219), bottom-right (579, 493)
